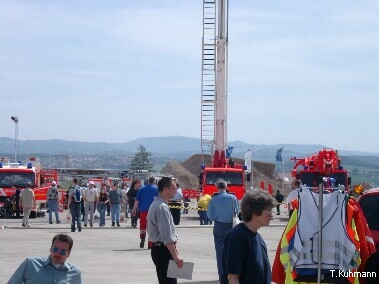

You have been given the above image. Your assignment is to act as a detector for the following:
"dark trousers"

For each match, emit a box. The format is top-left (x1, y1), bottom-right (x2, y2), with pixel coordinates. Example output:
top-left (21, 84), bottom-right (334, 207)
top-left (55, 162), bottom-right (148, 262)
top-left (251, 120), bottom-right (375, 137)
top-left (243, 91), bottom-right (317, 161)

top-left (169, 202), bottom-right (181, 225)
top-left (151, 244), bottom-right (177, 284)
top-left (15, 200), bottom-right (20, 218)
top-left (276, 204), bottom-right (280, 213)
top-left (70, 202), bottom-right (81, 230)
top-left (199, 210), bottom-right (209, 225)
top-left (129, 204), bottom-right (138, 227)
top-left (81, 200), bottom-right (85, 220)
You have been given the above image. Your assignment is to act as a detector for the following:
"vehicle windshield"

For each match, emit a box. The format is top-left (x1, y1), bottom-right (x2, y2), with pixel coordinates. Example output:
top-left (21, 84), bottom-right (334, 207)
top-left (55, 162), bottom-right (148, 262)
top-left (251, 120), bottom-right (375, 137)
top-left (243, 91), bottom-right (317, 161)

top-left (205, 171), bottom-right (243, 185)
top-left (359, 195), bottom-right (379, 231)
top-left (301, 172), bottom-right (348, 188)
top-left (0, 172), bottom-right (35, 187)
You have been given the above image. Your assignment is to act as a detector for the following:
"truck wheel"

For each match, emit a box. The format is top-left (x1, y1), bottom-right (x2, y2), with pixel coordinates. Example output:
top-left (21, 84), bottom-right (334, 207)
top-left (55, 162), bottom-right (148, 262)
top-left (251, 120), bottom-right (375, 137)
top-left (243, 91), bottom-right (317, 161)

top-left (3, 213), bottom-right (10, 218)
top-left (29, 211), bottom-right (37, 219)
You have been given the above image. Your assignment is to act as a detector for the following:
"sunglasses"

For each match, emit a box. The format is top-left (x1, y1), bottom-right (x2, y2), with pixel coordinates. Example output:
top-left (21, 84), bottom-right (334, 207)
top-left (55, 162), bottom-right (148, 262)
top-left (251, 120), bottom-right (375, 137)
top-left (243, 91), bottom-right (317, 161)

top-left (51, 246), bottom-right (69, 255)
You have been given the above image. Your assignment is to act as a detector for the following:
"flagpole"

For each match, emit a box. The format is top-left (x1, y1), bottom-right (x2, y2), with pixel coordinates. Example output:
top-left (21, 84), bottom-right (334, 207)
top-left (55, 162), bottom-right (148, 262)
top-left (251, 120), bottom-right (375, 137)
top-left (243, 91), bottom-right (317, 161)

top-left (282, 150), bottom-right (284, 191)
top-left (251, 145), bottom-right (254, 190)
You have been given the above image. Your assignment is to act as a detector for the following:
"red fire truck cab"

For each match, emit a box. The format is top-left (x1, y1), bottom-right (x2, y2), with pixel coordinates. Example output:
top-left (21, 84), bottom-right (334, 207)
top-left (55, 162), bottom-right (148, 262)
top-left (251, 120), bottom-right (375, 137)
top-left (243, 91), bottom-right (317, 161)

top-left (0, 158), bottom-right (58, 217)
top-left (200, 163), bottom-right (246, 200)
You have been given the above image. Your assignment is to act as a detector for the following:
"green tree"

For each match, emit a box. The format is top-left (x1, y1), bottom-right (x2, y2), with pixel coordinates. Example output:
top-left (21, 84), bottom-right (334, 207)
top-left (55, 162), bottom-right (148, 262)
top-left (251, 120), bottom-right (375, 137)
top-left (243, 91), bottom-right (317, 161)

top-left (129, 144), bottom-right (154, 172)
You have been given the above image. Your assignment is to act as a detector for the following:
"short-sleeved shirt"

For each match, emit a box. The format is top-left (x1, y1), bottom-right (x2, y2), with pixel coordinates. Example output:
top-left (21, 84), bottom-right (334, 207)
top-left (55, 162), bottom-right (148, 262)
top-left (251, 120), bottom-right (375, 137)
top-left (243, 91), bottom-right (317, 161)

top-left (8, 256), bottom-right (82, 284)
top-left (136, 183), bottom-right (158, 211)
top-left (147, 196), bottom-right (177, 245)
top-left (109, 189), bottom-right (121, 205)
top-left (20, 187), bottom-right (35, 208)
top-left (207, 191), bottom-right (239, 223)
top-left (47, 186), bottom-right (58, 200)
top-left (286, 189), bottom-right (299, 210)
top-left (221, 223), bottom-right (271, 284)
top-left (170, 188), bottom-right (183, 202)
top-left (83, 187), bottom-right (97, 202)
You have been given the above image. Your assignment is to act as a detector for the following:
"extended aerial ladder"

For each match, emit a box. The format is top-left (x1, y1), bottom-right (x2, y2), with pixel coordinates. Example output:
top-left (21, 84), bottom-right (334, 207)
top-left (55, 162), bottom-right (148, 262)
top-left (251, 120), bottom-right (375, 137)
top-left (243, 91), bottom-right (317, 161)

top-left (199, 1), bottom-right (246, 200)
top-left (201, 0), bottom-right (228, 167)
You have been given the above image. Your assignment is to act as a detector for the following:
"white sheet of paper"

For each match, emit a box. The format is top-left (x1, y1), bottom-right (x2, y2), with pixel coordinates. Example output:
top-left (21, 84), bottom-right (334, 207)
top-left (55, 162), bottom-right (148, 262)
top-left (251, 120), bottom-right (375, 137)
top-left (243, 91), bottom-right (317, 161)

top-left (167, 260), bottom-right (194, 280)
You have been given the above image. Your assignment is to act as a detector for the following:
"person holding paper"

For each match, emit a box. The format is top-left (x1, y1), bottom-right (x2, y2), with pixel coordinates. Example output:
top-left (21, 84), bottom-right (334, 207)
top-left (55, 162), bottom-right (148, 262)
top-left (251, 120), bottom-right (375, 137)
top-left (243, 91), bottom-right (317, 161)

top-left (147, 176), bottom-right (184, 284)
top-left (221, 190), bottom-right (275, 284)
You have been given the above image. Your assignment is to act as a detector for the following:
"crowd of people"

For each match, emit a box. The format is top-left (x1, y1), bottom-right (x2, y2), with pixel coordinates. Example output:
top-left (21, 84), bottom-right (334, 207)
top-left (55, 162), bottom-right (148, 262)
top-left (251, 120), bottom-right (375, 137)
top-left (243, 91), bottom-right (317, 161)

top-left (15, 176), bottom-right (303, 284)
top-left (10, 177), bottom-right (379, 284)
top-left (10, 177), bottom-right (280, 284)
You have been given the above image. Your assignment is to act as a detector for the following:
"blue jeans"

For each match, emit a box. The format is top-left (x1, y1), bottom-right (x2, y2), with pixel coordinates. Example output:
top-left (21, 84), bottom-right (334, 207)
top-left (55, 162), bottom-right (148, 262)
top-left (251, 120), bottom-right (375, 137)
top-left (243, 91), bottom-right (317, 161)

top-left (47, 199), bottom-right (60, 223)
top-left (199, 210), bottom-right (208, 225)
top-left (98, 202), bottom-right (107, 226)
top-left (111, 203), bottom-right (121, 223)
top-left (213, 221), bottom-right (233, 280)
top-left (70, 202), bottom-right (81, 230)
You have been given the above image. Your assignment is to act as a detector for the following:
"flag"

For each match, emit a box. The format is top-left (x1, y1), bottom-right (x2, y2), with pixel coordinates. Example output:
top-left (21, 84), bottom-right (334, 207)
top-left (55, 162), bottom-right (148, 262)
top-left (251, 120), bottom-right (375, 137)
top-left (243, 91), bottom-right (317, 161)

top-left (244, 149), bottom-right (252, 172)
top-left (226, 146), bottom-right (234, 158)
top-left (276, 147), bottom-right (283, 162)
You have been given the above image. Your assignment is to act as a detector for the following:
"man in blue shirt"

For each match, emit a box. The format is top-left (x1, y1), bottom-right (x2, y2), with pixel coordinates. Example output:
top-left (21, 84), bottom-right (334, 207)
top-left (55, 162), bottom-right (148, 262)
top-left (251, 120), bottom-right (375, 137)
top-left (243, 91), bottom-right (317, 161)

top-left (132, 176), bottom-right (158, 248)
top-left (8, 233), bottom-right (82, 284)
top-left (207, 179), bottom-right (240, 281)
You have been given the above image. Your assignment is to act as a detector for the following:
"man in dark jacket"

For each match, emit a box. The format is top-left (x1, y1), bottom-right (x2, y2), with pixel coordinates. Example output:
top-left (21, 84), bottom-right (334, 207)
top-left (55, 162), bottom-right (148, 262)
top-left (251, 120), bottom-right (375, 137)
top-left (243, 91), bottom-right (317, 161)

top-left (274, 190), bottom-right (284, 215)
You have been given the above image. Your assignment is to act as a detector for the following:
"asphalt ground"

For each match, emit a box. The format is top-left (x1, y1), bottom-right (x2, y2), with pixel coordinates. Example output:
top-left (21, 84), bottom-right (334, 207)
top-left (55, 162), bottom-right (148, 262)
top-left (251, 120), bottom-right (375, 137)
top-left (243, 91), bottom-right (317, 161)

top-left (0, 202), bottom-right (289, 284)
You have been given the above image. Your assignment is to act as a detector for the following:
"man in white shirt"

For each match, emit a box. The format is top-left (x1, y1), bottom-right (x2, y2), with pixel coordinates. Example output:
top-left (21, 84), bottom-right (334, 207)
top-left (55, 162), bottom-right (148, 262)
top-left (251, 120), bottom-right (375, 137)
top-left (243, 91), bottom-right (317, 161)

top-left (168, 182), bottom-right (183, 225)
top-left (286, 179), bottom-right (301, 218)
top-left (20, 181), bottom-right (36, 228)
top-left (82, 181), bottom-right (98, 227)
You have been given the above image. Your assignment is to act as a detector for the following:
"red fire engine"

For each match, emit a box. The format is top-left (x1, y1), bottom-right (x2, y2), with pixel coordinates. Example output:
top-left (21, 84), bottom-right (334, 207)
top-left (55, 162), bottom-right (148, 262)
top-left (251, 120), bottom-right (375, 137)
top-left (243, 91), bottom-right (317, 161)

top-left (291, 148), bottom-right (351, 189)
top-left (199, 0), bottom-right (246, 200)
top-left (0, 157), bottom-right (58, 217)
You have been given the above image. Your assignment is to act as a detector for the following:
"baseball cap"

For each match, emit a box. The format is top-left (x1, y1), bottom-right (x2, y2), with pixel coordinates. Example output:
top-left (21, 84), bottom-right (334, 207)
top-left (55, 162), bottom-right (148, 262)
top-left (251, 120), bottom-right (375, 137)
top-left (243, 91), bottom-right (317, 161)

top-left (52, 181), bottom-right (57, 185)
top-left (89, 181), bottom-right (95, 185)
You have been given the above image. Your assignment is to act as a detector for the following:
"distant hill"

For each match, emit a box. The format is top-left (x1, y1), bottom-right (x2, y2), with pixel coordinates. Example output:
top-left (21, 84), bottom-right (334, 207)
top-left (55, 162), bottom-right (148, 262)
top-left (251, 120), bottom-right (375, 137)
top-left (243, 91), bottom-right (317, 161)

top-left (1, 136), bottom-right (379, 171)
top-left (3, 136), bottom-right (378, 156)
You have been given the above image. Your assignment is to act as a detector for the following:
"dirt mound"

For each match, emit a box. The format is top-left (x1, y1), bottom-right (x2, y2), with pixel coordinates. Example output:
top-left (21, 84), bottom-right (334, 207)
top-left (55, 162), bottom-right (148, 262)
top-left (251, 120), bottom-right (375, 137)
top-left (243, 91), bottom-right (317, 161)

top-left (161, 154), bottom-right (282, 191)
top-left (160, 161), bottom-right (199, 189)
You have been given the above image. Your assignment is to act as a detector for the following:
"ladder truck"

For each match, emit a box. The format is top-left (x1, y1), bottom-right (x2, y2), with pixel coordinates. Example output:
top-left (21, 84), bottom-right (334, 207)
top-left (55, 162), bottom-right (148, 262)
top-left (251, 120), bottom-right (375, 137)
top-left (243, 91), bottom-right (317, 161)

top-left (199, 0), bottom-right (246, 200)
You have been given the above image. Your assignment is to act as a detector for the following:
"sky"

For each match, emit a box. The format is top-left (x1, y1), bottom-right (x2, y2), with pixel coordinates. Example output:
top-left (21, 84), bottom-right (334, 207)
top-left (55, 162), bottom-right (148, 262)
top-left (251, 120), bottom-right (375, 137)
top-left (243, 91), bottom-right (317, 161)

top-left (1, 0), bottom-right (379, 153)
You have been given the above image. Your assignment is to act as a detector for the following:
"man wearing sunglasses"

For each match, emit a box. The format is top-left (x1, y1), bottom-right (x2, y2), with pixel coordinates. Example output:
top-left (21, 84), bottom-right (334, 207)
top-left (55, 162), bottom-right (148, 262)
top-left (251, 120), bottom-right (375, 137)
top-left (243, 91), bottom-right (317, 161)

top-left (8, 233), bottom-right (82, 284)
